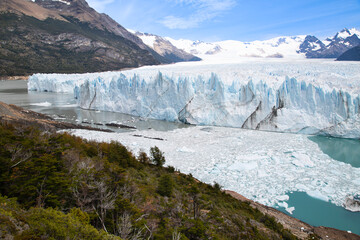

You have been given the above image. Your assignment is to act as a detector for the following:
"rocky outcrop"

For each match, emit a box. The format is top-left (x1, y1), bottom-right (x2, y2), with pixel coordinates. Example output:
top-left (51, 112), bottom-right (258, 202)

top-left (337, 45), bottom-right (360, 61)
top-left (134, 31), bottom-right (201, 63)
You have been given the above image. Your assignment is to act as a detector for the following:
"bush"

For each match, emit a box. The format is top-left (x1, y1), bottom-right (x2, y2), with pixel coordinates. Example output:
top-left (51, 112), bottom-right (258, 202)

top-left (137, 151), bottom-right (150, 164)
top-left (21, 207), bottom-right (116, 240)
top-left (150, 146), bottom-right (165, 167)
top-left (157, 174), bottom-right (174, 197)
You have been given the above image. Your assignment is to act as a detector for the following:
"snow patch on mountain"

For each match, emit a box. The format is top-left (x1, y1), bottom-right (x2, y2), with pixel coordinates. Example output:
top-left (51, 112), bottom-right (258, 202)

top-left (165, 35), bottom-right (307, 62)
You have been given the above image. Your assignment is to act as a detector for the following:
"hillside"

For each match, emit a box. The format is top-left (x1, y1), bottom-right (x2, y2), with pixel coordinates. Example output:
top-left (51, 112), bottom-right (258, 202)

top-left (0, 12), bottom-right (159, 76)
top-left (0, 114), bottom-right (297, 239)
top-left (337, 45), bottom-right (360, 61)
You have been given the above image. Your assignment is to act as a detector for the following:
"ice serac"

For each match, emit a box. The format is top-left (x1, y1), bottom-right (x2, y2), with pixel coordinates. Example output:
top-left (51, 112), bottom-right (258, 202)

top-left (29, 60), bottom-right (360, 138)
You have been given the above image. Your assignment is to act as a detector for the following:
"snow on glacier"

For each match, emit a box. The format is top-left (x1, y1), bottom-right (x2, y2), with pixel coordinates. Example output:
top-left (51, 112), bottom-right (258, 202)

top-left (65, 126), bottom-right (360, 211)
top-left (28, 59), bottom-right (360, 138)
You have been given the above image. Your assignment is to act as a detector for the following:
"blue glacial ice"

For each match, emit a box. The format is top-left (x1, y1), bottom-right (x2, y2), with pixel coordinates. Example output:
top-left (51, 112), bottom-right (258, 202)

top-left (28, 60), bottom-right (360, 138)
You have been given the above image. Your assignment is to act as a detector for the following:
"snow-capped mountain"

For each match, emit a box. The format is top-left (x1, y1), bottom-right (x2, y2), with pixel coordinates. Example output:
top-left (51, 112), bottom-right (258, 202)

top-left (130, 31), bottom-right (201, 63)
top-left (165, 36), bottom-right (307, 61)
top-left (299, 28), bottom-right (360, 58)
top-left (138, 28), bottom-right (359, 62)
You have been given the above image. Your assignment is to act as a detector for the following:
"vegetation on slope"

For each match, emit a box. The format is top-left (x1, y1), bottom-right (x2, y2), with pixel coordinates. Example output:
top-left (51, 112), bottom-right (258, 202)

top-left (0, 121), bottom-right (298, 239)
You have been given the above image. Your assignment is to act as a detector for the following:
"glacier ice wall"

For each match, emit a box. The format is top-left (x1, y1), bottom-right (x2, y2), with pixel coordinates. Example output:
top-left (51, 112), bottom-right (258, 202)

top-left (28, 60), bottom-right (360, 138)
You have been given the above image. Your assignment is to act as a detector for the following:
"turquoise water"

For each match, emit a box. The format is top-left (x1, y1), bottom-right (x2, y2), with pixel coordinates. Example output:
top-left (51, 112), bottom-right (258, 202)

top-left (278, 135), bottom-right (360, 236)
top-left (278, 191), bottom-right (360, 235)
top-left (309, 135), bottom-right (360, 168)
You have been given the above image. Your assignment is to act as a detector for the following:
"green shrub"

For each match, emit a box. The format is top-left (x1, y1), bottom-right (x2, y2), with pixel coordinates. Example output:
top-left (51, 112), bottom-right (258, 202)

top-left (150, 146), bottom-right (165, 167)
top-left (21, 207), bottom-right (116, 240)
top-left (157, 174), bottom-right (174, 197)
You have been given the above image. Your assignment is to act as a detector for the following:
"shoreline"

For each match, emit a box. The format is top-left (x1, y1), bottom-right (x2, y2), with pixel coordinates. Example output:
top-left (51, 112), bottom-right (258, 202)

top-left (226, 190), bottom-right (360, 240)
top-left (0, 76), bottom-right (29, 81)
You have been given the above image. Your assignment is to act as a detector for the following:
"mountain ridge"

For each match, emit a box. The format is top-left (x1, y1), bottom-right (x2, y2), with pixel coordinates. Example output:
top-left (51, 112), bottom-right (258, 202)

top-left (0, 0), bottom-right (200, 76)
top-left (134, 27), bottom-right (360, 62)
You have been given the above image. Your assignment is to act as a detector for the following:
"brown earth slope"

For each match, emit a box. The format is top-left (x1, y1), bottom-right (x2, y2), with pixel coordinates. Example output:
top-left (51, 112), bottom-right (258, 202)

top-left (0, 101), bottom-right (112, 132)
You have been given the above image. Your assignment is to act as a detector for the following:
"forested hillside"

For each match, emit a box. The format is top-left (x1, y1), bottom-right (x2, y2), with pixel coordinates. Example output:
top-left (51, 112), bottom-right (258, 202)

top-left (0, 121), bottom-right (299, 239)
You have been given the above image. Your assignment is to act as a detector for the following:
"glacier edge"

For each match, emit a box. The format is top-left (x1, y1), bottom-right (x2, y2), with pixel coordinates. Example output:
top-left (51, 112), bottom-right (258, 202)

top-left (28, 61), bottom-right (360, 139)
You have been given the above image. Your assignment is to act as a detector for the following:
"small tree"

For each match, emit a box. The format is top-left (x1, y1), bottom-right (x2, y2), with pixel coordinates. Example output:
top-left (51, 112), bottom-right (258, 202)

top-left (150, 146), bottom-right (165, 167)
top-left (137, 151), bottom-right (150, 164)
top-left (157, 174), bottom-right (174, 197)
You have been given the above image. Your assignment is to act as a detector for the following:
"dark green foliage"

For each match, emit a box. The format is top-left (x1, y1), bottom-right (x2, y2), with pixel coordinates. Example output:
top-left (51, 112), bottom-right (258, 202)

top-left (157, 174), bottom-right (174, 197)
top-left (213, 181), bottom-right (222, 191)
top-left (0, 122), bottom-right (298, 239)
top-left (0, 195), bottom-right (116, 239)
top-left (183, 219), bottom-right (207, 240)
top-left (137, 151), bottom-right (150, 164)
top-left (150, 146), bottom-right (165, 166)
top-left (108, 141), bottom-right (137, 168)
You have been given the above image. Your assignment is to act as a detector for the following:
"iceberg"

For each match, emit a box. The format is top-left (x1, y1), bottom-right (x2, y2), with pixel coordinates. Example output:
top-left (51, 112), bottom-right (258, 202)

top-left (28, 59), bottom-right (360, 138)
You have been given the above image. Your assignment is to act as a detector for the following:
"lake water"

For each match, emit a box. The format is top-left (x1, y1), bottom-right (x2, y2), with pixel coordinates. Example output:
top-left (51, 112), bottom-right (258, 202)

top-left (278, 191), bottom-right (360, 235)
top-left (1, 80), bottom-right (359, 235)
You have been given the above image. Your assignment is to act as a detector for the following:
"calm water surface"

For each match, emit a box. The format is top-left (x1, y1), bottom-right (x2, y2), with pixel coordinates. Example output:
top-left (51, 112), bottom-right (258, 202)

top-left (278, 191), bottom-right (360, 235)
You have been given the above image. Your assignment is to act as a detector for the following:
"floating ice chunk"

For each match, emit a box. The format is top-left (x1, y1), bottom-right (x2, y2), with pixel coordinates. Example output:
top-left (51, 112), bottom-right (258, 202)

top-left (306, 190), bottom-right (329, 202)
top-left (278, 201), bottom-right (295, 214)
top-left (30, 101), bottom-right (52, 107)
top-left (286, 206), bottom-right (295, 214)
top-left (177, 147), bottom-right (195, 153)
top-left (228, 161), bottom-right (258, 171)
top-left (291, 153), bottom-right (315, 167)
top-left (276, 195), bottom-right (290, 201)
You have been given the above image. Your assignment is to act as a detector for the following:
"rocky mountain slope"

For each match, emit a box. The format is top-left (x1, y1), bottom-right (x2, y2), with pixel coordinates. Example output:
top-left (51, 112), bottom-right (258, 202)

top-left (337, 45), bottom-right (360, 61)
top-left (299, 28), bottom-right (360, 58)
top-left (0, 0), bottom-right (159, 76)
top-left (0, 0), bottom-right (198, 77)
top-left (131, 31), bottom-right (201, 63)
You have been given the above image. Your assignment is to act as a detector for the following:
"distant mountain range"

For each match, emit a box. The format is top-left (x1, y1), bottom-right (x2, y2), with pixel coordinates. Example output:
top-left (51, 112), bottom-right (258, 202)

top-left (0, 0), bottom-right (359, 77)
top-left (135, 28), bottom-right (360, 62)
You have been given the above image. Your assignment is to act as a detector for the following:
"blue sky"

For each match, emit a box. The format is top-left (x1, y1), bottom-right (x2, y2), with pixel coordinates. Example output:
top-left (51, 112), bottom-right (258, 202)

top-left (87, 0), bottom-right (360, 42)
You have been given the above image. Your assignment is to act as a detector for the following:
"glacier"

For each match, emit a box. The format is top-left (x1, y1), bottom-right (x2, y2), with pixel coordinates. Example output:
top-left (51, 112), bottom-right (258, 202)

top-left (28, 59), bottom-right (360, 138)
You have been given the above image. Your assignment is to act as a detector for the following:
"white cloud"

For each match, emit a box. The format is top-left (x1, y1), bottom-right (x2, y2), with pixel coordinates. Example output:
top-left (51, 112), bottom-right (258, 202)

top-left (160, 0), bottom-right (236, 29)
top-left (86, 0), bottom-right (114, 13)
